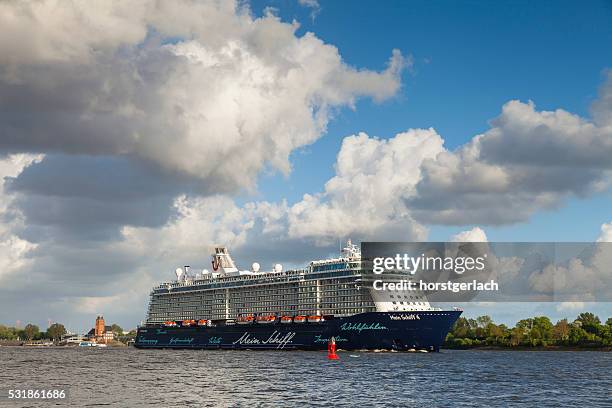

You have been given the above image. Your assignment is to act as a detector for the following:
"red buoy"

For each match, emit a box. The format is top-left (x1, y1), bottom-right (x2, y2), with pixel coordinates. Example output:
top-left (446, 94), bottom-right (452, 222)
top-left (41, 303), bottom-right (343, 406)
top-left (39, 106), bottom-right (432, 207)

top-left (327, 337), bottom-right (339, 360)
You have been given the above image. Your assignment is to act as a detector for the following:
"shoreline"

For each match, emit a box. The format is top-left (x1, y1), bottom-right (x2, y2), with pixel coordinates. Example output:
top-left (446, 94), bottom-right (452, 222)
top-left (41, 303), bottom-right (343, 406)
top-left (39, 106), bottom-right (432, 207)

top-left (0, 341), bottom-right (128, 348)
top-left (443, 345), bottom-right (611, 352)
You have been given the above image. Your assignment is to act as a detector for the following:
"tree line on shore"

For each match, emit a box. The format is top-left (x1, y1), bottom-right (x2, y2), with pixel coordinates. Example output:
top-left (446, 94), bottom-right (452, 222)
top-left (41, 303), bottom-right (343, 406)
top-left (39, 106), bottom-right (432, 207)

top-left (0, 322), bottom-right (136, 343)
top-left (445, 312), bottom-right (612, 348)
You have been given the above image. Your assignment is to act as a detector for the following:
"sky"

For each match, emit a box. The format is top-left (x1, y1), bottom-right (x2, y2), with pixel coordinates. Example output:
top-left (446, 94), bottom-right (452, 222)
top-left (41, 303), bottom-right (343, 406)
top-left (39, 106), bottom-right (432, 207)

top-left (0, 0), bottom-right (610, 332)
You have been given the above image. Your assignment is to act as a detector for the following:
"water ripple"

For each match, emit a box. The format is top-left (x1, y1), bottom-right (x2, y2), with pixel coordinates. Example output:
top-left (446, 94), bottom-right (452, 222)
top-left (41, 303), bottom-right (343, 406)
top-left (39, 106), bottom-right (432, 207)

top-left (0, 348), bottom-right (610, 407)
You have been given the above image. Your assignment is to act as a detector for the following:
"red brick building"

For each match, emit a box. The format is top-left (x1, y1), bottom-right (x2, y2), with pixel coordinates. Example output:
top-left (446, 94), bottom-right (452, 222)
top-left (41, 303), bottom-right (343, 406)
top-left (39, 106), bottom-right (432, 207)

top-left (86, 316), bottom-right (115, 343)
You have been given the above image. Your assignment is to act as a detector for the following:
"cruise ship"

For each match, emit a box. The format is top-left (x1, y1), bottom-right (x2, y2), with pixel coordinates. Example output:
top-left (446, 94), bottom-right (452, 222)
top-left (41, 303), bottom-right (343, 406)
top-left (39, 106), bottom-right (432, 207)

top-left (135, 241), bottom-right (461, 351)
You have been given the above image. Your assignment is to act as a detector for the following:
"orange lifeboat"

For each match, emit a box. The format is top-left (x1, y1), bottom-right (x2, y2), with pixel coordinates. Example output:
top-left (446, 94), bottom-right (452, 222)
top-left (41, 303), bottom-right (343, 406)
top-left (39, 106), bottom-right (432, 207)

top-left (294, 315), bottom-right (307, 324)
top-left (280, 316), bottom-right (293, 324)
top-left (197, 319), bottom-right (209, 327)
top-left (256, 315), bottom-right (277, 324)
top-left (182, 319), bottom-right (196, 327)
top-left (237, 315), bottom-right (255, 325)
top-left (307, 315), bottom-right (322, 323)
top-left (163, 320), bottom-right (177, 327)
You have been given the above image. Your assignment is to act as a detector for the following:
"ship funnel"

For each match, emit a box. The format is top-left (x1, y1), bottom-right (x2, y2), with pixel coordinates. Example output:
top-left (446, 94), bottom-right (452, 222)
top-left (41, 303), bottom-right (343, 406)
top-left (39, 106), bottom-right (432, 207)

top-left (211, 246), bottom-right (239, 274)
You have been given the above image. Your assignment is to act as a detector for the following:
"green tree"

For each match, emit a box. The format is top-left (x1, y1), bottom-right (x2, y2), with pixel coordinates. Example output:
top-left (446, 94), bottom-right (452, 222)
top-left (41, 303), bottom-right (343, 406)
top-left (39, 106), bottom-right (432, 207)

top-left (510, 327), bottom-right (524, 346)
top-left (530, 327), bottom-right (543, 346)
top-left (553, 319), bottom-right (570, 342)
top-left (47, 323), bottom-right (66, 342)
top-left (576, 312), bottom-right (601, 335)
top-left (497, 324), bottom-right (510, 345)
top-left (0, 325), bottom-right (17, 340)
top-left (443, 311), bottom-right (609, 349)
top-left (568, 325), bottom-right (589, 345)
top-left (601, 324), bottom-right (612, 346)
top-left (452, 317), bottom-right (471, 338)
top-left (468, 318), bottom-right (478, 331)
top-left (117, 329), bottom-right (137, 344)
top-left (477, 315), bottom-right (492, 328)
top-left (516, 318), bottom-right (534, 332)
top-left (110, 324), bottom-right (123, 335)
top-left (485, 322), bottom-right (505, 345)
top-left (24, 324), bottom-right (40, 342)
top-left (532, 316), bottom-right (553, 344)
top-left (471, 316), bottom-right (490, 338)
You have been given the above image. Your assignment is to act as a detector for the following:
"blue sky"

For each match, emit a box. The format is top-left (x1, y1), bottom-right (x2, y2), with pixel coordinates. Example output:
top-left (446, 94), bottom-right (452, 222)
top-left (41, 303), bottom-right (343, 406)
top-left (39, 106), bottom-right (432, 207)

top-left (249, 0), bottom-right (612, 241)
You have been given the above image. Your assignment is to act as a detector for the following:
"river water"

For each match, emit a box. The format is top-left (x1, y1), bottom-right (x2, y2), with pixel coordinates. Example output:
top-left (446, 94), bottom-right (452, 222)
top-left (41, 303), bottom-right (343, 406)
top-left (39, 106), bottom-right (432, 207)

top-left (0, 347), bottom-right (610, 407)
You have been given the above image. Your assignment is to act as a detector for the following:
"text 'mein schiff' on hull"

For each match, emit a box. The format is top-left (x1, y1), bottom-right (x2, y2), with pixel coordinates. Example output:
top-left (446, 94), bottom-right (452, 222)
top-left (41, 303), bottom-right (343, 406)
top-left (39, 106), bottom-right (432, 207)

top-left (135, 240), bottom-right (461, 351)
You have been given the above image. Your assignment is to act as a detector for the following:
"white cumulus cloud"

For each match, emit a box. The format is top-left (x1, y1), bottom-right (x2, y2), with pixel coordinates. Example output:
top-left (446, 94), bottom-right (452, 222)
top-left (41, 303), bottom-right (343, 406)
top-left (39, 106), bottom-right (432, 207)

top-left (410, 74), bottom-right (612, 225)
top-left (597, 221), bottom-right (612, 242)
top-left (0, 0), bottom-right (408, 193)
top-left (0, 154), bottom-right (42, 281)
top-left (450, 227), bottom-right (488, 242)
top-left (287, 129), bottom-right (443, 242)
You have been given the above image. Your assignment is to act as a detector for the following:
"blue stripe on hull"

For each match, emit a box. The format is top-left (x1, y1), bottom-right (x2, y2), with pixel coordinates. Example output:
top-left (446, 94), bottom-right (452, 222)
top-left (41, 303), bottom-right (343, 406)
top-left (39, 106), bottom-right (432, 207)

top-left (135, 311), bottom-right (461, 352)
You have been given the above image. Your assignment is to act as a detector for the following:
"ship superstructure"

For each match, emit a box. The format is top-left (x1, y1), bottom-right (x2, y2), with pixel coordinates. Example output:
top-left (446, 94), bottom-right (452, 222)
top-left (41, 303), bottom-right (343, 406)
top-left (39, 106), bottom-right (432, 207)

top-left (145, 240), bottom-right (434, 324)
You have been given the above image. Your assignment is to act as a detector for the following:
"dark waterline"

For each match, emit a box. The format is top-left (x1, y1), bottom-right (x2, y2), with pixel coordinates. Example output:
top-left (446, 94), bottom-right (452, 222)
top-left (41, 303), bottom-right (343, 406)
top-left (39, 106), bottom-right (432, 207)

top-left (1, 347), bottom-right (610, 407)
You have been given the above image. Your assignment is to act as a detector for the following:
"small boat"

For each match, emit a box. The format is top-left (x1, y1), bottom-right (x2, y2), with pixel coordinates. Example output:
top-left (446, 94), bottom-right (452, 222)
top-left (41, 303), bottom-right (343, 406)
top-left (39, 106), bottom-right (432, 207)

top-left (256, 315), bottom-right (277, 324)
top-left (79, 341), bottom-right (96, 347)
top-left (163, 321), bottom-right (178, 327)
top-left (280, 316), bottom-right (293, 324)
top-left (293, 315), bottom-right (307, 324)
top-left (24, 342), bottom-right (52, 347)
top-left (307, 315), bottom-right (322, 323)
top-left (197, 319), bottom-right (209, 327)
top-left (237, 315), bottom-right (255, 325)
top-left (182, 319), bottom-right (196, 327)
